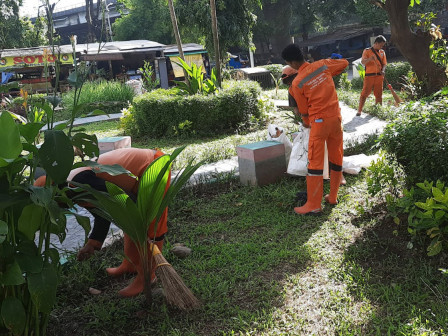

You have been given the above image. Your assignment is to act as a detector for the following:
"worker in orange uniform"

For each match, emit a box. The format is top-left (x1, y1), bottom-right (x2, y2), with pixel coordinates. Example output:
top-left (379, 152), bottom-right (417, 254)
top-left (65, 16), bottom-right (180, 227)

top-left (281, 44), bottom-right (348, 215)
top-left (35, 148), bottom-right (169, 297)
top-left (357, 35), bottom-right (387, 116)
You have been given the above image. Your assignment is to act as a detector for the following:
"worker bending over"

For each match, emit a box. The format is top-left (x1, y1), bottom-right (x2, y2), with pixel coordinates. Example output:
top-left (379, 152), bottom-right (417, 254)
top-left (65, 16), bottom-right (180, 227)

top-left (35, 148), bottom-right (169, 297)
top-left (357, 35), bottom-right (387, 116)
top-left (281, 44), bottom-right (348, 215)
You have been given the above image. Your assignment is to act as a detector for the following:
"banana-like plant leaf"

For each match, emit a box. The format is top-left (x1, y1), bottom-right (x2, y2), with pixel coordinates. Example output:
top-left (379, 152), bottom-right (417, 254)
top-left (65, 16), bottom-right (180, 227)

top-left (72, 213), bottom-right (91, 243)
top-left (18, 204), bottom-right (45, 240)
top-left (15, 254), bottom-right (43, 274)
top-left (74, 161), bottom-right (133, 177)
top-left (28, 263), bottom-right (58, 313)
top-left (0, 220), bottom-right (7, 244)
top-left (18, 122), bottom-right (45, 144)
top-left (1, 297), bottom-right (26, 336)
top-left (38, 130), bottom-right (74, 184)
top-left (71, 132), bottom-right (99, 158)
top-left (0, 261), bottom-right (25, 286)
top-left (0, 112), bottom-right (23, 167)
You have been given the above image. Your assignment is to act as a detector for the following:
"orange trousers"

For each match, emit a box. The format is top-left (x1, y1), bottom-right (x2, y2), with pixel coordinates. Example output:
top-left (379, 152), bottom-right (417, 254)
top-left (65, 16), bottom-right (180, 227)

top-left (360, 75), bottom-right (384, 104)
top-left (308, 115), bottom-right (343, 174)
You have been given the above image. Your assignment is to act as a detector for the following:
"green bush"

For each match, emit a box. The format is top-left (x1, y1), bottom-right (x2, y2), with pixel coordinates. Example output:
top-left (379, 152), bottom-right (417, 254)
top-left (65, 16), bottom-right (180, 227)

top-left (351, 76), bottom-right (364, 90)
top-left (62, 80), bottom-right (135, 119)
top-left (12, 93), bottom-right (46, 106)
top-left (122, 80), bottom-right (266, 137)
top-left (380, 96), bottom-right (448, 183)
top-left (384, 62), bottom-right (412, 89)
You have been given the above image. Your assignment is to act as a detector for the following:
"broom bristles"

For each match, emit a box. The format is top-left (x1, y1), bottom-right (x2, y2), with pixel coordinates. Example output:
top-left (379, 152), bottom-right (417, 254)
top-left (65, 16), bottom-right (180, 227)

top-left (153, 253), bottom-right (200, 310)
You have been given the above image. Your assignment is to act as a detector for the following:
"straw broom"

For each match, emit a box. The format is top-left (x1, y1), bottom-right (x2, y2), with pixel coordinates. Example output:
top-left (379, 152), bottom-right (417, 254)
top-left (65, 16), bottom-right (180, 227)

top-left (150, 243), bottom-right (201, 310)
top-left (384, 78), bottom-right (403, 107)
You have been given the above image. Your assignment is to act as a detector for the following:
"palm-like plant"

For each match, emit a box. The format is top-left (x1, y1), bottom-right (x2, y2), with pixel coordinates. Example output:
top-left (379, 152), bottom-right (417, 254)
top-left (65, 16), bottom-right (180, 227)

top-left (75, 146), bottom-right (203, 305)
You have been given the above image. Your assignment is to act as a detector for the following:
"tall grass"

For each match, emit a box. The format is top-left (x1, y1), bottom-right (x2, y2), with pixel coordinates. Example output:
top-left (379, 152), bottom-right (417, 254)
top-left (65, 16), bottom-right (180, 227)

top-left (58, 80), bottom-right (135, 120)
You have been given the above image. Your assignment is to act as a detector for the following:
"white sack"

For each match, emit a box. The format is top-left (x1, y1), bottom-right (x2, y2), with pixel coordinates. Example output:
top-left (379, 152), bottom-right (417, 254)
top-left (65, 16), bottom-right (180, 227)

top-left (343, 154), bottom-right (380, 175)
top-left (287, 125), bottom-right (329, 177)
top-left (267, 124), bottom-right (293, 164)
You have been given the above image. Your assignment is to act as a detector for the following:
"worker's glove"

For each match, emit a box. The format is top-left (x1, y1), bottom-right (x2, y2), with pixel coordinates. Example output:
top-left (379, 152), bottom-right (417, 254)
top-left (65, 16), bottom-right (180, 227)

top-left (77, 239), bottom-right (103, 261)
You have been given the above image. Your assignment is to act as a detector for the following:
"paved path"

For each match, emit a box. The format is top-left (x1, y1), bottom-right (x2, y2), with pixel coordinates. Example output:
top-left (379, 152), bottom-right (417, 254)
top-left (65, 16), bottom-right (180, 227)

top-left (57, 101), bottom-right (387, 255)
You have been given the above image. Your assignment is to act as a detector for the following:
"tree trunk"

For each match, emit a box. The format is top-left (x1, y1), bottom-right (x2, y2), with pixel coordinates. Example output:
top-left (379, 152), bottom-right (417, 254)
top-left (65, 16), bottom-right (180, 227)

top-left (384, 0), bottom-right (446, 94)
top-left (209, 0), bottom-right (221, 87)
top-left (167, 0), bottom-right (187, 78)
top-left (85, 0), bottom-right (96, 43)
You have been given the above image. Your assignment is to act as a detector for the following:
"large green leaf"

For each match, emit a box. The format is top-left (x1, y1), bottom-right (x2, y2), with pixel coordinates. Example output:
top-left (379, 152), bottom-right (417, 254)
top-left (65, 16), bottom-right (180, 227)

top-left (71, 132), bottom-right (99, 159)
top-left (0, 220), bottom-right (7, 244)
top-left (137, 155), bottom-right (171, 225)
top-left (1, 297), bottom-right (26, 336)
top-left (0, 112), bottom-right (23, 167)
top-left (73, 161), bottom-right (132, 177)
top-left (0, 261), bottom-right (25, 286)
top-left (28, 263), bottom-right (58, 314)
top-left (18, 204), bottom-right (44, 240)
top-left (29, 185), bottom-right (53, 208)
top-left (72, 213), bottom-right (91, 242)
top-left (15, 254), bottom-right (43, 274)
top-left (38, 130), bottom-right (74, 185)
top-left (18, 122), bottom-right (45, 144)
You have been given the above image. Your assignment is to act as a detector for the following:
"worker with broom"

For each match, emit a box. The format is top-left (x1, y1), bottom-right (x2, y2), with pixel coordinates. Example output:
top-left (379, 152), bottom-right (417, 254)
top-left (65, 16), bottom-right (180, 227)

top-left (35, 147), bottom-right (169, 298)
top-left (357, 35), bottom-right (387, 116)
top-left (281, 44), bottom-right (348, 215)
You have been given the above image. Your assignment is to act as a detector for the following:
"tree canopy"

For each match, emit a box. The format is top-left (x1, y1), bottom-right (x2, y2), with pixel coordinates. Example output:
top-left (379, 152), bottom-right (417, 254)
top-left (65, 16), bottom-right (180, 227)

top-left (112, 0), bottom-right (174, 44)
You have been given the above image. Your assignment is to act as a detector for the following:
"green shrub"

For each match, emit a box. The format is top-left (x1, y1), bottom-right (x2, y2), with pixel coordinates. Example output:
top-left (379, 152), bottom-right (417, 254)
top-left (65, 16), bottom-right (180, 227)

top-left (123, 80), bottom-right (266, 137)
top-left (61, 80), bottom-right (135, 119)
top-left (380, 96), bottom-right (448, 183)
top-left (351, 76), bottom-right (364, 90)
top-left (384, 62), bottom-right (412, 89)
top-left (392, 180), bottom-right (448, 256)
top-left (12, 93), bottom-right (46, 106)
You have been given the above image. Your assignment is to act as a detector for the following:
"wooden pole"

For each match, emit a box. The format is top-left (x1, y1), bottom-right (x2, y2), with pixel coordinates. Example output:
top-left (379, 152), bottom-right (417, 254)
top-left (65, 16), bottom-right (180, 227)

top-left (167, 0), bottom-right (188, 79)
top-left (209, 0), bottom-right (221, 87)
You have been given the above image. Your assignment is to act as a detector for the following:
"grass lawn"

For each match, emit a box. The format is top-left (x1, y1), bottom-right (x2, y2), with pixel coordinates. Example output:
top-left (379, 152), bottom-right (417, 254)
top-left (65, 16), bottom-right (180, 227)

top-left (48, 172), bottom-right (447, 335)
top-left (47, 88), bottom-right (447, 335)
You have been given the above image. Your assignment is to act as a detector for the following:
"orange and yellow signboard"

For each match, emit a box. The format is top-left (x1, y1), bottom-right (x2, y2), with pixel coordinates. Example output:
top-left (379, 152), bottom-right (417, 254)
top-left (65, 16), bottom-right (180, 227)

top-left (0, 53), bottom-right (73, 69)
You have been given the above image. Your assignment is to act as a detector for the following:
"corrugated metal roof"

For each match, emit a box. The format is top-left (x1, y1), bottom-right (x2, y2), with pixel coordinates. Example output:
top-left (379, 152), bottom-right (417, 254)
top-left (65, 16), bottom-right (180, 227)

top-left (163, 43), bottom-right (206, 55)
top-left (1, 45), bottom-right (73, 57)
top-left (76, 40), bottom-right (166, 55)
top-left (298, 26), bottom-right (376, 47)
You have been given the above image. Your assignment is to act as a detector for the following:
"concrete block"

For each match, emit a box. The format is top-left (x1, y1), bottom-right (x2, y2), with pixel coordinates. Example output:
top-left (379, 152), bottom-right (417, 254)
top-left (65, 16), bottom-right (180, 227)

top-left (98, 136), bottom-right (131, 154)
top-left (236, 140), bottom-right (286, 186)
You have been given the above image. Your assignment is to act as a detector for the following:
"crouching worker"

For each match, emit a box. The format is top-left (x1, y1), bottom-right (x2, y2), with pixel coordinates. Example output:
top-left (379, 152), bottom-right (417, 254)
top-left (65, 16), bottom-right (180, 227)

top-left (281, 44), bottom-right (348, 215)
top-left (35, 148), bottom-right (169, 297)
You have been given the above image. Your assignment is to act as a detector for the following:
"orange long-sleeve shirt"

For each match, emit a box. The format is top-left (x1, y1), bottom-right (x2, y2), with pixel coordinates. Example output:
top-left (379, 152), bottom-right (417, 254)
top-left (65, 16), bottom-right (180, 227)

top-left (362, 47), bottom-right (387, 74)
top-left (290, 59), bottom-right (348, 123)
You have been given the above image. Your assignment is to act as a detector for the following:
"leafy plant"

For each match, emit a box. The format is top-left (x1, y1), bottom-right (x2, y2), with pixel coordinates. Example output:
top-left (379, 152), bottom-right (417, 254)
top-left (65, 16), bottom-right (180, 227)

top-left (125, 80), bottom-right (264, 137)
top-left (380, 96), bottom-right (448, 183)
top-left (366, 152), bottom-right (404, 198)
top-left (395, 180), bottom-right (448, 256)
top-left (74, 146), bottom-right (203, 304)
top-left (173, 58), bottom-right (218, 95)
top-left (139, 60), bottom-right (160, 92)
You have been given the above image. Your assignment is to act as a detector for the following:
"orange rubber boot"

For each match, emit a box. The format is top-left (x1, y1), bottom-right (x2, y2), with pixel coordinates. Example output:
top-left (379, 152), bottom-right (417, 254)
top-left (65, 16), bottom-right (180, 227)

top-left (294, 175), bottom-right (323, 215)
top-left (324, 170), bottom-right (342, 205)
top-left (118, 239), bottom-right (164, 297)
top-left (106, 234), bottom-right (137, 276)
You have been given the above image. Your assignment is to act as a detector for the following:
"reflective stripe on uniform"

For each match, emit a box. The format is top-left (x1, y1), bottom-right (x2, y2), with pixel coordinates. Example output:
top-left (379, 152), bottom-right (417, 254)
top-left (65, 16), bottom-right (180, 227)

top-left (298, 65), bottom-right (328, 88)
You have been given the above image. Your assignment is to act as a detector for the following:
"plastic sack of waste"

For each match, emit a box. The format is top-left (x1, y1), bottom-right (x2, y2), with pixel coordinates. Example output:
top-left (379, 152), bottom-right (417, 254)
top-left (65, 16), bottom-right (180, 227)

top-left (343, 154), bottom-right (380, 174)
top-left (267, 124), bottom-right (292, 164)
top-left (287, 125), bottom-right (329, 177)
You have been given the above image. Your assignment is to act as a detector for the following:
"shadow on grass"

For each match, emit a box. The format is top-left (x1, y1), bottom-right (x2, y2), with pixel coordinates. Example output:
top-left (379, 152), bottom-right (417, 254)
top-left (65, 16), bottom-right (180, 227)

top-left (48, 175), bottom-right (332, 336)
top-left (343, 202), bottom-right (448, 335)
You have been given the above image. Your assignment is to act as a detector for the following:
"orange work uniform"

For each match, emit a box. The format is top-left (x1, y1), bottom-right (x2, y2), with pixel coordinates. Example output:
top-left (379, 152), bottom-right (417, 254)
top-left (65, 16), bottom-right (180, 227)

top-left (35, 148), bottom-right (169, 240)
top-left (360, 47), bottom-right (387, 104)
top-left (289, 59), bottom-right (348, 175)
